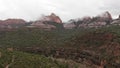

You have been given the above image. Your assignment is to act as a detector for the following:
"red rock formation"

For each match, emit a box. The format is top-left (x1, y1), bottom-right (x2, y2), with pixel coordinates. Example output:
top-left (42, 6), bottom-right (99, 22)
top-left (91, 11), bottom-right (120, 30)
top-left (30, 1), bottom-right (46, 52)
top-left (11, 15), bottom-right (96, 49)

top-left (43, 13), bottom-right (62, 23)
top-left (0, 19), bottom-right (26, 25)
top-left (0, 19), bottom-right (26, 29)
top-left (4, 19), bottom-right (26, 24)
top-left (31, 13), bottom-right (63, 29)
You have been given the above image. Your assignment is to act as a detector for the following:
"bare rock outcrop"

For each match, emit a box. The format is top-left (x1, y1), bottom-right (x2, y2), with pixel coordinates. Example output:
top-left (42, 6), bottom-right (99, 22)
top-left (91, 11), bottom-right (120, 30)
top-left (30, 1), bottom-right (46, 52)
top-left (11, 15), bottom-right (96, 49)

top-left (4, 19), bottom-right (26, 24)
top-left (31, 13), bottom-right (63, 29)
top-left (44, 13), bottom-right (62, 23)
top-left (0, 19), bottom-right (26, 29)
top-left (64, 11), bottom-right (113, 29)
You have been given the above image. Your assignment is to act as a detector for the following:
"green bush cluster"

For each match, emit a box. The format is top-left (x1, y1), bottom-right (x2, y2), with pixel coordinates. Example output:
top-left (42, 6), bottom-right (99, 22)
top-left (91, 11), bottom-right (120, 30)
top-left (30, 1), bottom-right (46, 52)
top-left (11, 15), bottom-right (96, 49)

top-left (0, 49), bottom-right (69, 68)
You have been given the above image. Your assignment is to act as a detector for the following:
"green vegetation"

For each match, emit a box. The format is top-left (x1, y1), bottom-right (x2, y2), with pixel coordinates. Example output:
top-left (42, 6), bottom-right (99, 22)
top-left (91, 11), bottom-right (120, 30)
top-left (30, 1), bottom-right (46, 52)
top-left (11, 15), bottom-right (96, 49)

top-left (0, 28), bottom-right (92, 48)
top-left (0, 25), bottom-right (120, 68)
top-left (0, 49), bottom-right (69, 68)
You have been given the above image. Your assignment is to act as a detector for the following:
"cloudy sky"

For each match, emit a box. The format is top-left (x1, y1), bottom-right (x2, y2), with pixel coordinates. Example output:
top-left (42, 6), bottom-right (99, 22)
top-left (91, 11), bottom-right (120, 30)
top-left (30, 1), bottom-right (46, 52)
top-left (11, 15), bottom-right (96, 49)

top-left (0, 0), bottom-right (119, 22)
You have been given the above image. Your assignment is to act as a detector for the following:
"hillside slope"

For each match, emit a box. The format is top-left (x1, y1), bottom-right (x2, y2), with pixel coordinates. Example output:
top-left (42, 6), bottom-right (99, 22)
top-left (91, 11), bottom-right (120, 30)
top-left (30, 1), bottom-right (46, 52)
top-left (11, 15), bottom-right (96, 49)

top-left (0, 25), bottom-right (120, 68)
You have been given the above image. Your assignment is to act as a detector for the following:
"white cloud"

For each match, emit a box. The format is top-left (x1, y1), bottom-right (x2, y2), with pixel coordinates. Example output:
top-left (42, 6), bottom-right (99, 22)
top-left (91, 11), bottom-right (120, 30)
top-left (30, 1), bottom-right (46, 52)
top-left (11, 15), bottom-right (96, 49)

top-left (0, 0), bottom-right (119, 21)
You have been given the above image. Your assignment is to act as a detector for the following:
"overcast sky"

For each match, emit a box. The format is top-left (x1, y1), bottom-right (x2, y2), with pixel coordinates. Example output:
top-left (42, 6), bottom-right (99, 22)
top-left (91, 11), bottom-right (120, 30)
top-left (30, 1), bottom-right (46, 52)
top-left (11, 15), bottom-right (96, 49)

top-left (0, 0), bottom-right (119, 22)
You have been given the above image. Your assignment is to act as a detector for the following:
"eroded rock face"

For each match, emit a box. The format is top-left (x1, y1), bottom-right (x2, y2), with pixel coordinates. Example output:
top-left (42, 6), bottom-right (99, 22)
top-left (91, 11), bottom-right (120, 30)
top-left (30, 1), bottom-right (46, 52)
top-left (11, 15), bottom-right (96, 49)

top-left (31, 13), bottom-right (63, 29)
top-left (40, 13), bottom-right (62, 24)
top-left (46, 13), bottom-right (62, 23)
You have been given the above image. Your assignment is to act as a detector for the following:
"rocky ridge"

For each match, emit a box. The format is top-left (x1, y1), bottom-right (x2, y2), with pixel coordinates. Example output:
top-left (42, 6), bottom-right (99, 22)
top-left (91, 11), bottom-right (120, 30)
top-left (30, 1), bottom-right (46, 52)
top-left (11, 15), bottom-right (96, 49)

top-left (64, 11), bottom-right (115, 29)
top-left (0, 19), bottom-right (26, 29)
top-left (0, 12), bottom-right (120, 30)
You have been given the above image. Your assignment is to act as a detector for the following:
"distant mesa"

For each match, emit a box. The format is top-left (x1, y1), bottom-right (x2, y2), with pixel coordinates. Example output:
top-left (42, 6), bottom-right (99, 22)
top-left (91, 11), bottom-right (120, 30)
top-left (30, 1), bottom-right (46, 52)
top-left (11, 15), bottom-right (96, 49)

top-left (0, 19), bottom-right (26, 29)
top-left (4, 19), bottom-right (26, 24)
top-left (0, 19), bottom-right (26, 24)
